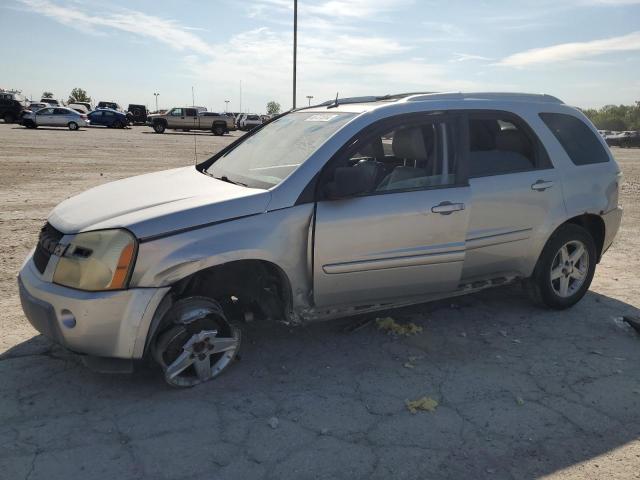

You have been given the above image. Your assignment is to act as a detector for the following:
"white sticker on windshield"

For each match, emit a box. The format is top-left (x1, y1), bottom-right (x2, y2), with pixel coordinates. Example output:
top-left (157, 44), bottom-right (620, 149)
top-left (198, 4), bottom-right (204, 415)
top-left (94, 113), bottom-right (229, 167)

top-left (305, 114), bottom-right (340, 122)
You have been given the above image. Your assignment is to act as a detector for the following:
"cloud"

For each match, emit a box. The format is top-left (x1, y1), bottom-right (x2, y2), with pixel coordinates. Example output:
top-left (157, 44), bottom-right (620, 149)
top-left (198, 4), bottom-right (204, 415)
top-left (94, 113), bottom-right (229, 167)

top-left (18, 0), bottom-right (215, 56)
top-left (450, 53), bottom-right (492, 63)
top-left (497, 31), bottom-right (640, 66)
top-left (15, 0), bottom-right (495, 110)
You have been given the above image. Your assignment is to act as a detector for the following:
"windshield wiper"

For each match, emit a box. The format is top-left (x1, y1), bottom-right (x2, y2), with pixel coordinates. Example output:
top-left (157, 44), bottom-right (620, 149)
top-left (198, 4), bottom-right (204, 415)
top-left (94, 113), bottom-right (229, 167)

top-left (214, 175), bottom-right (248, 187)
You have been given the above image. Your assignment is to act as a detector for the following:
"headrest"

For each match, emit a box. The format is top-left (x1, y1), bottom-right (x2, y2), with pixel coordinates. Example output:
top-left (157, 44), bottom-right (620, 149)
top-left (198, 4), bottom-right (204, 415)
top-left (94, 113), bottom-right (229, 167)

top-left (392, 127), bottom-right (429, 160)
top-left (496, 129), bottom-right (529, 156)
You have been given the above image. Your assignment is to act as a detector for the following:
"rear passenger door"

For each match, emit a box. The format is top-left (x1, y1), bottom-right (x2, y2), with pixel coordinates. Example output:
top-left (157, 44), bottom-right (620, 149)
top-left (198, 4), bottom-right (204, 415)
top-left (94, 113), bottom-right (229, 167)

top-left (461, 111), bottom-right (564, 281)
top-left (185, 108), bottom-right (199, 129)
top-left (52, 108), bottom-right (69, 126)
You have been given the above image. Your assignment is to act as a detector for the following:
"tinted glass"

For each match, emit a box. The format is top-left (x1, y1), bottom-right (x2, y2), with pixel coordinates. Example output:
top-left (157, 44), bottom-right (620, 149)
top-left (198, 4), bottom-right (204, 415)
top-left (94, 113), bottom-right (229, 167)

top-left (468, 116), bottom-right (537, 177)
top-left (539, 113), bottom-right (609, 165)
top-left (207, 112), bottom-right (356, 188)
top-left (185, 108), bottom-right (197, 116)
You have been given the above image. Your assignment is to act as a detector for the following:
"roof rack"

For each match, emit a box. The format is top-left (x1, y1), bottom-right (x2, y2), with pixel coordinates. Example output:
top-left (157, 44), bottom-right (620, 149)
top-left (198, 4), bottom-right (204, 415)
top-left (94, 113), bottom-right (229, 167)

top-left (401, 92), bottom-right (564, 104)
top-left (316, 92), bottom-right (436, 108)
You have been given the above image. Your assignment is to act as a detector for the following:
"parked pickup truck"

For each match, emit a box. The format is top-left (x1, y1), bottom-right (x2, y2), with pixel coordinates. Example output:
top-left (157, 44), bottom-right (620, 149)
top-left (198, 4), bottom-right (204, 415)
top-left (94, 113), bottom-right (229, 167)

top-left (147, 107), bottom-right (236, 135)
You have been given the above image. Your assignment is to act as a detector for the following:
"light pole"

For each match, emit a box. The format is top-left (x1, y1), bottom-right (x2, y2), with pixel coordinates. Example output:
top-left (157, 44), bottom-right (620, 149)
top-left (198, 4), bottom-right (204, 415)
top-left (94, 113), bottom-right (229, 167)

top-left (153, 92), bottom-right (160, 112)
top-left (306, 95), bottom-right (313, 106)
top-left (293, 0), bottom-right (297, 109)
top-left (225, 100), bottom-right (230, 112)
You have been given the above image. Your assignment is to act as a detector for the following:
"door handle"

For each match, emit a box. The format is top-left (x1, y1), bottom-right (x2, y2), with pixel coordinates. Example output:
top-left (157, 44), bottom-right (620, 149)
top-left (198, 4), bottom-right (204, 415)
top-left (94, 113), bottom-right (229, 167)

top-left (431, 201), bottom-right (465, 215)
top-left (531, 179), bottom-right (553, 191)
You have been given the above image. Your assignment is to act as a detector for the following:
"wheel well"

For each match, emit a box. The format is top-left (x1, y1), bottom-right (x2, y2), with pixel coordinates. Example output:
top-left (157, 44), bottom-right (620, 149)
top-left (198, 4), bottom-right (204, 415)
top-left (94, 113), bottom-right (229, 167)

top-left (153, 118), bottom-right (167, 125)
top-left (565, 214), bottom-right (606, 261)
top-left (173, 260), bottom-right (292, 321)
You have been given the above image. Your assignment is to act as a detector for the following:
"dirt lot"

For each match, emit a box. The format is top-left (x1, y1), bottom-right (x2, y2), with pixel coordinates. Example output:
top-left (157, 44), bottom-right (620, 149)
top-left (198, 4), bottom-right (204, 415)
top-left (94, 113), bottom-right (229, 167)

top-left (0, 123), bottom-right (639, 480)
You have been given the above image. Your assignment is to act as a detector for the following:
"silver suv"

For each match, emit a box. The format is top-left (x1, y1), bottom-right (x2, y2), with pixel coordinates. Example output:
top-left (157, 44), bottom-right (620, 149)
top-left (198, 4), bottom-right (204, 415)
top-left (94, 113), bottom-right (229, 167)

top-left (18, 92), bottom-right (623, 386)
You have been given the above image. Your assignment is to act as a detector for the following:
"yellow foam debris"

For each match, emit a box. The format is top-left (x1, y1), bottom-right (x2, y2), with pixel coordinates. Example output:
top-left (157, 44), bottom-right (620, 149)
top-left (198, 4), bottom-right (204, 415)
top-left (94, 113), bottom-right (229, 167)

top-left (375, 317), bottom-right (423, 336)
top-left (406, 396), bottom-right (439, 414)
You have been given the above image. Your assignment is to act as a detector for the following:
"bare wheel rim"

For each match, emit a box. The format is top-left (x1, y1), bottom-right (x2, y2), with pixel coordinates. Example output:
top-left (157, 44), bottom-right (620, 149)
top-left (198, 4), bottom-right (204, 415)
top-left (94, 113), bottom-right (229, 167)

top-left (153, 300), bottom-right (240, 387)
top-left (550, 240), bottom-right (589, 298)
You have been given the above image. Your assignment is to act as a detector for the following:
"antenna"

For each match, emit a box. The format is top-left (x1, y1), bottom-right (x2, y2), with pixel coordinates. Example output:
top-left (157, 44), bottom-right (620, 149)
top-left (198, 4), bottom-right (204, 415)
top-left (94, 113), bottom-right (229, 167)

top-left (192, 86), bottom-right (197, 165)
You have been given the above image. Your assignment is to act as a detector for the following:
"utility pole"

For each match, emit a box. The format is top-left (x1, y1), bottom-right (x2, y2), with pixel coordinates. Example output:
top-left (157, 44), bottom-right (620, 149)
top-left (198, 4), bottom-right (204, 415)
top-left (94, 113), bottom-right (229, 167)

top-left (293, 0), bottom-right (297, 109)
top-left (225, 100), bottom-right (229, 112)
top-left (153, 92), bottom-right (160, 112)
top-left (239, 80), bottom-right (242, 114)
top-left (306, 95), bottom-right (313, 106)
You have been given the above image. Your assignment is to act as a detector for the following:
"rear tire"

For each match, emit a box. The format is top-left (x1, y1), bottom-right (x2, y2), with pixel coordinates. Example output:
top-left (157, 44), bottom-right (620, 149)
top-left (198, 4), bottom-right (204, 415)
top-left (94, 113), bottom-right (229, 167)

top-left (4, 113), bottom-right (15, 124)
top-left (524, 224), bottom-right (596, 309)
top-left (114, 121), bottom-right (124, 129)
top-left (212, 124), bottom-right (226, 136)
top-left (68, 122), bottom-right (78, 131)
top-left (153, 122), bottom-right (166, 134)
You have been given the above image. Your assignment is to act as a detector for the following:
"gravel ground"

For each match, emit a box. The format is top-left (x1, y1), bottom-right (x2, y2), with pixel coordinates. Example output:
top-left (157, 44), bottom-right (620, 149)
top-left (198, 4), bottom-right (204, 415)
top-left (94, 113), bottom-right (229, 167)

top-left (0, 123), bottom-right (639, 480)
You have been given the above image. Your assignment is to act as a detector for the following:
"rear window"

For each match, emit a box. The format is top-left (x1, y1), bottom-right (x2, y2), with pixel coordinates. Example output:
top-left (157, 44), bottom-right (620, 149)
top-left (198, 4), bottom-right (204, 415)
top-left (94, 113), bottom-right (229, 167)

top-left (539, 113), bottom-right (609, 165)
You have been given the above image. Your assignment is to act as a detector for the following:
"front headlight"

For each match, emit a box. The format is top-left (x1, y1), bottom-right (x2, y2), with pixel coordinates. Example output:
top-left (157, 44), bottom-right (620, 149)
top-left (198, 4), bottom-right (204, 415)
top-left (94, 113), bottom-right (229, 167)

top-left (53, 229), bottom-right (137, 291)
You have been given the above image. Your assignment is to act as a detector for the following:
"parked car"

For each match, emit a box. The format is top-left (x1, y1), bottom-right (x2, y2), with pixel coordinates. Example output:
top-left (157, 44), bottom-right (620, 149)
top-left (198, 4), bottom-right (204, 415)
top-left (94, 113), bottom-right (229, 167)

top-left (239, 114), bottom-right (262, 131)
top-left (41, 98), bottom-right (61, 107)
top-left (68, 103), bottom-right (90, 114)
top-left (28, 102), bottom-right (49, 112)
top-left (127, 104), bottom-right (148, 124)
top-left (147, 107), bottom-right (236, 135)
top-left (606, 130), bottom-right (640, 148)
top-left (0, 90), bottom-right (29, 123)
top-left (17, 92), bottom-right (622, 387)
top-left (96, 101), bottom-right (123, 111)
top-left (70, 101), bottom-right (93, 111)
top-left (87, 108), bottom-right (128, 128)
top-left (21, 106), bottom-right (89, 130)
top-left (235, 113), bottom-right (245, 129)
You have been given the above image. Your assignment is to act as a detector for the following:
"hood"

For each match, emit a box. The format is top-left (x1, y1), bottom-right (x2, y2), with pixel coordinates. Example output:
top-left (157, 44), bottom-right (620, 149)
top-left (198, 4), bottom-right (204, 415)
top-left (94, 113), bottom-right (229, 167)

top-left (48, 167), bottom-right (271, 240)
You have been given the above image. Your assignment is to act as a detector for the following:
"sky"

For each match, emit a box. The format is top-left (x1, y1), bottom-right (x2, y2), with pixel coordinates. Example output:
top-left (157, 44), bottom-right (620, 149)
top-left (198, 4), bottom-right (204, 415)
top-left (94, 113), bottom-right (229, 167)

top-left (1, 0), bottom-right (639, 113)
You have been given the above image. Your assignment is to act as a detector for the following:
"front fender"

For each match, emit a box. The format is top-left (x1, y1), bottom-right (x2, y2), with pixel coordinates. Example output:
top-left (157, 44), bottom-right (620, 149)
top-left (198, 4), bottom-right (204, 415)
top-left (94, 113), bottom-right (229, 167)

top-left (130, 204), bottom-right (315, 311)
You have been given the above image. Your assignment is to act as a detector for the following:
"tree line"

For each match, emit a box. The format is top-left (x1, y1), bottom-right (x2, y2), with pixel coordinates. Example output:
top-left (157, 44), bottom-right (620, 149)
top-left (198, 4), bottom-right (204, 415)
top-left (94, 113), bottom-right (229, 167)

top-left (582, 102), bottom-right (640, 131)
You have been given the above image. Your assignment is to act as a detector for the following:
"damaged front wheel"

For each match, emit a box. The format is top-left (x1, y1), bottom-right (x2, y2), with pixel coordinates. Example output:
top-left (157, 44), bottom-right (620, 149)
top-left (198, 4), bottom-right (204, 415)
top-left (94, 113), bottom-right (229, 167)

top-left (152, 296), bottom-right (241, 387)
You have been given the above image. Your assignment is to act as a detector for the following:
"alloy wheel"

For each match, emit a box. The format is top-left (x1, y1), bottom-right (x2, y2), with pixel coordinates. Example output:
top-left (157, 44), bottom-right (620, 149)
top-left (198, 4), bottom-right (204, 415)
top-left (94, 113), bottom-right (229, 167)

top-left (550, 240), bottom-right (589, 298)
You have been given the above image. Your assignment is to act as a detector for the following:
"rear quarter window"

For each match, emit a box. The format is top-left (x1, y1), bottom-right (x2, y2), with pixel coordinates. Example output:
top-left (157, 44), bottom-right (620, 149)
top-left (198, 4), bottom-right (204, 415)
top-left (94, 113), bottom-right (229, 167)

top-left (539, 113), bottom-right (609, 165)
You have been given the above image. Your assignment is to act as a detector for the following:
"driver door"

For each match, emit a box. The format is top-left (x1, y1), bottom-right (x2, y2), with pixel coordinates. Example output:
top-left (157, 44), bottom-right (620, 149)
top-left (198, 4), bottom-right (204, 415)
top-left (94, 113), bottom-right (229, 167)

top-left (167, 108), bottom-right (184, 128)
top-left (313, 113), bottom-right (472, 307)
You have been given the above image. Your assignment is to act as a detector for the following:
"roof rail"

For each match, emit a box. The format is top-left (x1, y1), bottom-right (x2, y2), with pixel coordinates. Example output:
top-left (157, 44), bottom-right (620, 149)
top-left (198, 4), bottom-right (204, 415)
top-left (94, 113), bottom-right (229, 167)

top-left (316, 92), bottom-right (437, 108)
top-left (402, 92), bottom-right (564, 104)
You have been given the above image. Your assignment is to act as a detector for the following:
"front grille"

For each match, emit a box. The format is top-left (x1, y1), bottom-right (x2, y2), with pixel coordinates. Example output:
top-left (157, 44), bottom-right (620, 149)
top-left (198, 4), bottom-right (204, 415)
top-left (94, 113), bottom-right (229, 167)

top-left (33, 222), bottom-right (64, 274)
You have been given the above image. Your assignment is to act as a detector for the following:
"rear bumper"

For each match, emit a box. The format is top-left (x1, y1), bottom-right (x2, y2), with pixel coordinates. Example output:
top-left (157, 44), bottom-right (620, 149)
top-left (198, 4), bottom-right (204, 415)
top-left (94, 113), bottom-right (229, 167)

top-left (18, 255), bottom-right (169, 359)
top-left (602, 206), bottom-right (623, 256)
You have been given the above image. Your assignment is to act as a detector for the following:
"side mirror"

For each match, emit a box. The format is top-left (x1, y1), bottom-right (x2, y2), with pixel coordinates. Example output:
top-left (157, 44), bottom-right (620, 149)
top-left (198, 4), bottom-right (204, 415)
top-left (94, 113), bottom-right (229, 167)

top-left (325, 166), bottom-right (376, 199)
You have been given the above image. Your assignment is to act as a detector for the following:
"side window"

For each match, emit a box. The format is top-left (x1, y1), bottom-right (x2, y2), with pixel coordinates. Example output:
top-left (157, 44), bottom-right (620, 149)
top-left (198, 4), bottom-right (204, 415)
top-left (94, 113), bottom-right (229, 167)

top-left (539, 113), bottom-right (609, 165)
top-left (468, 115), bottom-right (539, 177)
top-left (185, 108), bottom-right (197, 117)
top-left (170, 108), bottom-right (183, 116)
top-left (104, 111), bottom-right (115, 117)
top-left (53, 108), bottom-right (67, 115)
top-left (323, 116), bottom-right (461, 198)
top-left (37, 108), bottom-right (53, 115)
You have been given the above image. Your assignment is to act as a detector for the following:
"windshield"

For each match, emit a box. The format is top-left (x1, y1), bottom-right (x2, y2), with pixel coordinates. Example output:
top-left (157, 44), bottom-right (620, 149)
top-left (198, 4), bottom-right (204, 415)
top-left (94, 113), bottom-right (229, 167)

top-left (206, 112), bottom-right (356, 188)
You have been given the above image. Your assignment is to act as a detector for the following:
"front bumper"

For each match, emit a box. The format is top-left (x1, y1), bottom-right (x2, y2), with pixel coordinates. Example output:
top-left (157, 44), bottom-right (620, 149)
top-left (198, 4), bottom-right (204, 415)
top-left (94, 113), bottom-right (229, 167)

top-left (18, 254), bottom-right (169, 359)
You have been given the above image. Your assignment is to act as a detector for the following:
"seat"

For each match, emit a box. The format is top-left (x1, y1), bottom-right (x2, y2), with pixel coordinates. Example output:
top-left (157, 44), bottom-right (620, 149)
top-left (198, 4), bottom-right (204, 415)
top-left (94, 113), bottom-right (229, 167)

top-left (377, 126), bottom-right (435, 190)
